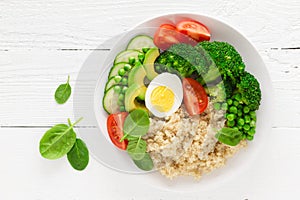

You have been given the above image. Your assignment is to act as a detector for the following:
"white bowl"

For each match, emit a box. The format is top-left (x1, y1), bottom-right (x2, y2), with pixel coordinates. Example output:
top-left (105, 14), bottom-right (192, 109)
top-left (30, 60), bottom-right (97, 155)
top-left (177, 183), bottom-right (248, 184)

top-left (74, 13), bottom-right (273, 192)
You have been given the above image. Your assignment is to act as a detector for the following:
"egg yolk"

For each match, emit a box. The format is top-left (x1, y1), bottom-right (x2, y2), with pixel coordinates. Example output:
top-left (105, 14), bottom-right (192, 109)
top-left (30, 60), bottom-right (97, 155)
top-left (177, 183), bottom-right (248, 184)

top-left (150, 86), bottom-right (174, 112)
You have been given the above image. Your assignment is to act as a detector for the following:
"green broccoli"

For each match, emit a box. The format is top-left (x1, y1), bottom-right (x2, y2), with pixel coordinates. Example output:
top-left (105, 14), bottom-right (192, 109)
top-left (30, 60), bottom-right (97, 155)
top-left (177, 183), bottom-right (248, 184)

top-left (196, 41), bottom-right (245, 85)
top-left (237, 71), bottom-right (261, 110)
top-left (155, 43), bottom-right (210, 77)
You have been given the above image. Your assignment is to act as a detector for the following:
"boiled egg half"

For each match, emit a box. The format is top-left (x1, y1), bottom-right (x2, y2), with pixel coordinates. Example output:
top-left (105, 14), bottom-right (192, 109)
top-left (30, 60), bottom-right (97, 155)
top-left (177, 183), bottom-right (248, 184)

top-left (145, 73), bottom-right (183, 118)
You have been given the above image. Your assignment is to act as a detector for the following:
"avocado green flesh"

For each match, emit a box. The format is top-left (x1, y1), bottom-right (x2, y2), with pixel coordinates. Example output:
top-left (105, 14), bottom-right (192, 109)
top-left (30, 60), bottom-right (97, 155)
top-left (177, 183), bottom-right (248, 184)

top-left (143, 48), bottom-right (160, 81)
top-left (125, 83), bottom-right (147, 112)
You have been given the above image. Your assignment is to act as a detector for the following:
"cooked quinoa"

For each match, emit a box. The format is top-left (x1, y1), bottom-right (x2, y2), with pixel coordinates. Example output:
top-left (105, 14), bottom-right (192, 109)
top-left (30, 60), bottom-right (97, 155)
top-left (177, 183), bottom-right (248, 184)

top-left (143, 104), bottom-right (247, 179)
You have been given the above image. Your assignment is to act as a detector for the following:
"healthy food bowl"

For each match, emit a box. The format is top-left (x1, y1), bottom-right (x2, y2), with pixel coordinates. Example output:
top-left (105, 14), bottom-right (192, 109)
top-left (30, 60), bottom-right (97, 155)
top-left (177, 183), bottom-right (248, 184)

top-left (74, 13), bottom-right (272, 191)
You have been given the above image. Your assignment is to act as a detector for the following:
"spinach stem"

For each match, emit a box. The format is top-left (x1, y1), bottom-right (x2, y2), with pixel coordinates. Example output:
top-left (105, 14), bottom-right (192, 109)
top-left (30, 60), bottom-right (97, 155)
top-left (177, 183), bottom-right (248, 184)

top-left (67, 75), bottom-right (70, 84)
top-left (72, 117), bottom-right (83, 127)
top-left (120, 133), bottom-right (128, 142)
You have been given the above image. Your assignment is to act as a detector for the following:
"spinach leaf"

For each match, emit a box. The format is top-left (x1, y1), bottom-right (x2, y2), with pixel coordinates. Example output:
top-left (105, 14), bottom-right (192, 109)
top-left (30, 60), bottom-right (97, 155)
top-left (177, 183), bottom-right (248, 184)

top-left (39, 118), bottom-right (82, 159)
top-left (123, 109), bottom-right (150, 137)
top-left (67, 138), bottom-right (89, 171)
top-left (126, 136), bottom-right (147, 161)
top-left (215, 127), bottom-right (243, 146)
top-left (133, 153), bottom-right (154, 171)
top-left (55, 75), bottom-right (71, 104)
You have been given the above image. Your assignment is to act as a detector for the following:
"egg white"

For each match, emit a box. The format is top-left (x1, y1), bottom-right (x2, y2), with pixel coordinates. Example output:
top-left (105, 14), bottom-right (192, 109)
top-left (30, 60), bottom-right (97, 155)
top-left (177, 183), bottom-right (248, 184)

top-left (145, 73), bottom-right (183, 118)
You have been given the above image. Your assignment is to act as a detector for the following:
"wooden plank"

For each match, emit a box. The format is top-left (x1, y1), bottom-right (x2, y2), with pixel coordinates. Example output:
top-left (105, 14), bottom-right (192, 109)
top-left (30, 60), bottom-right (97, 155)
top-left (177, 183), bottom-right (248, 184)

top-left (0, 0), bottom-right (299, 50)
top-left (0, 127), bottom-right (298, 199)
top-left (0, 49), bottom-right (299, 127)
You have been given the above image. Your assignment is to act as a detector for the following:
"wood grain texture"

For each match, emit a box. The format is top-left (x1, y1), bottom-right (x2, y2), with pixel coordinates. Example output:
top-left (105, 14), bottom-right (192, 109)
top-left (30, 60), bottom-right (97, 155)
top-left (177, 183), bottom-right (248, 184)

top-left (0, 49), bottom-right (299, 127)
top-left (0, 0), bottom-right (299, 50)
top-left (0, 0), bottom-right (300, 199)
top-left (0, 128), bottom-right (298, 199)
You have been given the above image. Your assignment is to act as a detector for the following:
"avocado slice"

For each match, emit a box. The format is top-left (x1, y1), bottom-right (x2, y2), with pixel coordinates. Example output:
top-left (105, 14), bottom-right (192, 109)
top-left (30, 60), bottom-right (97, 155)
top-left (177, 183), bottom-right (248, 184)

top-left (125, 83), bottom-right (147, 112)
top-left (143, 48), bottom-right (160, 80)
top-left (128, 62), bottom-right (147, 100)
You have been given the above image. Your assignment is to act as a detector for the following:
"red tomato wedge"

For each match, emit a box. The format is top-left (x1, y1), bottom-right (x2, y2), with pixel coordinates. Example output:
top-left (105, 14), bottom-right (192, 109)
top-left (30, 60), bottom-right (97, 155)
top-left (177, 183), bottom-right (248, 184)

top-left (107, 112), bottom-right (128, 150)
top-left (154, 24), bottom-right (180, 50)
top-left (176, 20), bottom-right (211, 42)
top-left (182, 78), bottom-right (208, 116)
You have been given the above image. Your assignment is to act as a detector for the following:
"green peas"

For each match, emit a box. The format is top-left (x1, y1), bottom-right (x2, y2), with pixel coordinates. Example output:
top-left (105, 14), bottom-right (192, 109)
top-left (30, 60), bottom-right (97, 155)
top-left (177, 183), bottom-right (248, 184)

top-left (250, 120), bottom-right (256, 127)
top-left (118, 94), bottom-right (124, 101)
top-left (249, 111), bottom-right (256, 120)
top-left (247, 135), bottom-right (254, 141)
top-left (233, 127), bottom-right (239, 131)
top-left (119, 105), bottom-right (126, 112)
top-left (227, 120), bottom-right (235, 127)
top-left (234, 93), bottom-right (241, 101)
top-left (242, 134), bottom-right (247, 140)
top-left (117, 99), bottom-right (124, 106)
top-left (124, 64), bottom-right (132, 71)
top-left (229, 106), bottom-right (238, 114)
top-left (142, 47), bottom-right (150, 53)
top-left (221, 102), bottom-right (228, 110)
top-left (121, 86), bottom-right (128, 94)
top-left (243, 106), bottom-right (250, 113)
top-left (237, 110), bottom-right (243, 117)
top-left (248, 128), bottom-right (256, 136)
top-left (243, 124), bottom-right (250, 131)
top-left (138, 53), bottom-right (145, 62)
top-left (121, 77), bottom-right (128, 85)
top-left (114, 75), bottom-right (122, 83)
top-left (214, 103), bottom-right (221, 110)
top-left (227, 99), bottom-right (233, 105)
top-left (128, 57), bottom-right (136, 65)
top-left (113, 85), bottom-right (121, 93)
top-left (233, 100), bottom-right (239, 107)
top-left (244, 115), bottom-right (251, 123)
top-left (226, 114), bottom-right (235, 121)
top-left (238, 118), bottom-right (245, 126)
top-left (118, 68), bottom-right (126, 76)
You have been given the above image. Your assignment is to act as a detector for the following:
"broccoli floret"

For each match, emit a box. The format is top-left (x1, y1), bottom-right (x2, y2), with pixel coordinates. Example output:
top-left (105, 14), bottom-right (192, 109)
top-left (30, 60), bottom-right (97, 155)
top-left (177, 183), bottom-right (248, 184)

top-left (196, 41), bottom-right (245, 85)
top-left (155, 43), bottom-right (210, 77)
top-left (237, 71), bottom-right (261, 110)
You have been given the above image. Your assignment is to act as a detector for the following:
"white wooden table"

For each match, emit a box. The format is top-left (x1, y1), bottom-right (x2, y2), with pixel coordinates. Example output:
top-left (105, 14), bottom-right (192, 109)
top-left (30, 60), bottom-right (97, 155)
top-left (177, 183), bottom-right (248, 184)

top-left (1, 0), bottom-right (299, 199)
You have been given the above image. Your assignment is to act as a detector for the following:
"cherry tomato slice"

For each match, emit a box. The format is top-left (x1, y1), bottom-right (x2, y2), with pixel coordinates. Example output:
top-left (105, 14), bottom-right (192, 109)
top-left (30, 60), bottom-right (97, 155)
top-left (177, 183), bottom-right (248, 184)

top-left (182, 78), bottom-right (208, 116)
top-left (107, 112), bottom-right (128, 150)
top-left (154, 24), bottom-right (180, 51)
top-left (176, 20), bottom-right (211, 42)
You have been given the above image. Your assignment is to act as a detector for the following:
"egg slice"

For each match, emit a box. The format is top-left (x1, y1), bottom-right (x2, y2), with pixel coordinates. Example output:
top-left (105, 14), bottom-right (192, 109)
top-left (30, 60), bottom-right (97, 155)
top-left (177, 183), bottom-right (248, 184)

top-left (145, 73), bottom-right (183, 118)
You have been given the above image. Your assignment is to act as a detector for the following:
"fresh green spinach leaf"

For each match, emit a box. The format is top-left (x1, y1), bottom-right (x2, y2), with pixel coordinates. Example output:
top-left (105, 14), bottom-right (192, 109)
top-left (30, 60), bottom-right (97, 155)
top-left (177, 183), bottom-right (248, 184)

top-left (123, 109), bottom-right (150, 137)
top-left (55, 75), bottom-right (71, 104)
top-left (39, 118), bottom-right (82, 159)
top-left (126, 136), bottom-right (147, 161)
top-left (215, 127), bottom-right (243, 146)
top-left (67, 138), bottom-right (89, 171)
top-left (133, 153), bottom-right (153, 171)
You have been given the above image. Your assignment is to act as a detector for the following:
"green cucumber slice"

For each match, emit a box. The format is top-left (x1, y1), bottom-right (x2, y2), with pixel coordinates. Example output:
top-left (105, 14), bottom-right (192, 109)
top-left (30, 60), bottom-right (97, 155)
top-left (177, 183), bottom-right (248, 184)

top-left (126, 35), bottom-right (155, 51)
top-left (108, 62), bottom-right (127, 79)
top-left (105, 76), bottom-right (120, 92)
top-left (114, 50), bottom-right (140, 64)
top-left (103, 87), bottom-right (120, 114)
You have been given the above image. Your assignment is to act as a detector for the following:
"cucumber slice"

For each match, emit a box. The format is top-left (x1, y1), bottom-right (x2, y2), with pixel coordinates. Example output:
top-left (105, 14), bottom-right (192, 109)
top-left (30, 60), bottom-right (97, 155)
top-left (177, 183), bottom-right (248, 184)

top-left (103, 87), bottom-right (120, 114)
top-left (105, 76), bottom-right (120, 92)
top-left (127, 35), bottom-right (156, 51)
top-left (114, 50), bottom-right (140, 64)
top-left (108, 62), bottom-right (126, 79)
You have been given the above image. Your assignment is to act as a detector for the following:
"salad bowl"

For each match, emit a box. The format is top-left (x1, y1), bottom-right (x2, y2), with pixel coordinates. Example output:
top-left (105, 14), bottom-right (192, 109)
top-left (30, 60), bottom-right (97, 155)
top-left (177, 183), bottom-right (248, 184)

top-left (73, 13), bottom-right (273, 191)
